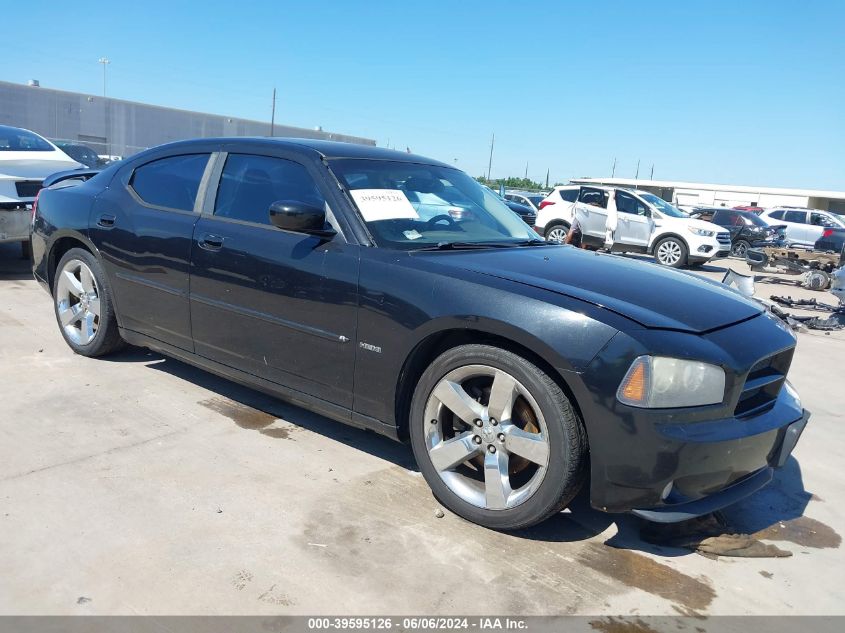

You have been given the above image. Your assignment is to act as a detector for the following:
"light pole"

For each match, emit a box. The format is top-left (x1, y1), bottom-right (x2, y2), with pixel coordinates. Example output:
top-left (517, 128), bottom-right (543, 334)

top-left (98, 57), bottom-right (110, 157)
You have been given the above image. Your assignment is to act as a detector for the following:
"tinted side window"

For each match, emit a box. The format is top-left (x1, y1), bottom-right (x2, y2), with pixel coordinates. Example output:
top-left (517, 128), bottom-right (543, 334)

top-left (616, 191), bottom-right (646, 215)
top-left (810, 212), bottom-right (834, 226)
top-left (768, 210), bottom-right (784, 220)
top-left (579, 188), bottom-right (608, 208)
top-left (214, 154), bottom-right (325, 225)
top-left (784, 210), bottom-right (807, 224)
top-left (130, 154), bottom-right (210, 211)
top-left (560, 189), bottom-right (579, 202)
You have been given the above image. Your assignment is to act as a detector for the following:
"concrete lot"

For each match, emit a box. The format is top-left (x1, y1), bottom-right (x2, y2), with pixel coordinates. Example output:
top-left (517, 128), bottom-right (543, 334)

top-left (0, 242), bottom-right (843, 616)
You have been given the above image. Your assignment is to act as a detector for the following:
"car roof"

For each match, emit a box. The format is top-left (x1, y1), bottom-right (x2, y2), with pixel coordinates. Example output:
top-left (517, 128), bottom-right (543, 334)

top-left (143, 137), bottom-right (452, 167)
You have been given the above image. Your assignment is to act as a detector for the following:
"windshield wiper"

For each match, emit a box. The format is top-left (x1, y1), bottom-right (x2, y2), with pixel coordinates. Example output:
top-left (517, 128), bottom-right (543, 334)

top-left (414, 240), bottom-right (547, 252)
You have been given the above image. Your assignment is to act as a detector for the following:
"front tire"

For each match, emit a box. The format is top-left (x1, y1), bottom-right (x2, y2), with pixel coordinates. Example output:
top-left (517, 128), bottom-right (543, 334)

top-left (654, 236), bottom-right (688, 268)
top-left (731, 240), bottom-right (750, 258)
top-left (53, 248), bottom-right (125, 357)
top-left (409, 344), bottom-right (587, 530)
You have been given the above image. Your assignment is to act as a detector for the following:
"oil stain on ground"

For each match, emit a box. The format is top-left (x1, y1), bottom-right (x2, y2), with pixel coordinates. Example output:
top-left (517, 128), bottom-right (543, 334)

top-left (589, 617), bottom-right (661, 633)
top-left (199, 397), bottom-right (297, 439)
top-left (576, 543), bottom-right (716, 612)
top-left (752, 515), bottom-right (841, 549)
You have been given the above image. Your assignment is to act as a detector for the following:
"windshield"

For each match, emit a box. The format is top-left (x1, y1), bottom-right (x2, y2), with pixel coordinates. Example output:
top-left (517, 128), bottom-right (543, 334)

top-left (330, 159), bottom-right (537, 250)
top-left (639, 192), bottom-right (687, 218)
top-left (0, 125), bottom-right (54, 152)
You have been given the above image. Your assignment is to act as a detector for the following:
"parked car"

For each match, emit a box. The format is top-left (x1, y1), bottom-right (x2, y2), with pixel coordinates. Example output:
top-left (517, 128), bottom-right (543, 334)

top-left (534, 185), bottom-right (580, 242)
top-left (503, 199), bottom-right (536, 226)
top-left (536, 185), bottom-right (731, 268)
top-left (0, 125), bottom-right (81, 258)
top-left (759, 207), bottom-right (845, 247)
top-left (504, 191), bottom-right (545, 212)
top-left (52, 140), bottom-right (106, 169)
top-left (32, 138), bottom-right (808, 530)
top-left (815, 227), bottom-right (845, 254)
top-left (690, 207), bottom-right (781, 258)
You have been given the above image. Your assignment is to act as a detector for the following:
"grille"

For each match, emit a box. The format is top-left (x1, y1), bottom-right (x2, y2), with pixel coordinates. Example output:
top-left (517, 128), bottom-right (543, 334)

top-left (734, 348), bottom-right (794, 418)
top-left (717, 232), bottom-right (731, 246)
top-left (15, 180), bottom-right (42, 198)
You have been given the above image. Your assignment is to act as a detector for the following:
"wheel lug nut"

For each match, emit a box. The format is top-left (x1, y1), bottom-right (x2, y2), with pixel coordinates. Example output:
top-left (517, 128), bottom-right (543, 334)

top-left (490, 418), bottom-right (498, 426)
top-left (430, 419), bottom-right (438, 425)
top-left (488, 445), bottom-right (496, 453)
top-left (474, 419), bottom-right (482, 427)
top-left (473, 435), bottom-right (482, 445)
top-left (497, 433), bottom-right (505, 442)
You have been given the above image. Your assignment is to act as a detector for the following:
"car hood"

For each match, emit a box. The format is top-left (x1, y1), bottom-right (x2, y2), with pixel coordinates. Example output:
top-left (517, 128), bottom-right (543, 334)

top-left (423, 246), bottom-right (763, 333)
top-left (0, 151), bottom-right (82, 180)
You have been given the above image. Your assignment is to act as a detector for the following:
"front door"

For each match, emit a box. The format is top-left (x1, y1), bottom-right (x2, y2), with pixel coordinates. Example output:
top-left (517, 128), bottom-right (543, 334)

top-left (189, 151), bottom-right (360, 408)
top-left (575, 187), bottom-right (609, 242)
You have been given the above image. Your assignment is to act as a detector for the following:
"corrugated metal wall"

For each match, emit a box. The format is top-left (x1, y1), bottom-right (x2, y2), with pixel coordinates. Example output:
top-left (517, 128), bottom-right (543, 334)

top-left (0, 81), bottom-right (375, 158)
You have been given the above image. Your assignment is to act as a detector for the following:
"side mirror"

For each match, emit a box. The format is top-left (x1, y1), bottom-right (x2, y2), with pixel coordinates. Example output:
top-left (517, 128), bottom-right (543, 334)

top-left (268, 200), bottom-right (336, 238)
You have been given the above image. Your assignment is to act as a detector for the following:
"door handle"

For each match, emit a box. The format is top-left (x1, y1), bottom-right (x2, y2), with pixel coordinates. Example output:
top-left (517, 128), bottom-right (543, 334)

top-left (198, 233), bottom-right (224, 251)
top-left (97, 213), bottom-right (116, 228)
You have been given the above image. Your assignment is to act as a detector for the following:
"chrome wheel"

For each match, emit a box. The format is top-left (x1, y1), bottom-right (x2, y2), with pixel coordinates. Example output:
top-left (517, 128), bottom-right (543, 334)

top-left (423, 365), bottom-right (550, 510)
top-left (731, 241), bottom-right (749, 258)
top-left (656, 239), bottom-right (683, 266)
top-left (546, 226), bottom-right (568, 243)
top-left (55, 259), bottom-right (101, 346)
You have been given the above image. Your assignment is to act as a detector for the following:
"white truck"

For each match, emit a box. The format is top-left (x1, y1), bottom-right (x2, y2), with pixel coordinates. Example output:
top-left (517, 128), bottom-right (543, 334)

top-left (1, 125), bottom-right (81, 257)
top-left (535, 185), bottom-right (731, 267)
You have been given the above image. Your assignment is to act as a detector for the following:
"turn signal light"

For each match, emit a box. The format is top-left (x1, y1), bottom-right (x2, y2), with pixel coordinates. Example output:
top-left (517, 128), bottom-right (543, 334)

top-left (619, 358), bottom-right (648, 404)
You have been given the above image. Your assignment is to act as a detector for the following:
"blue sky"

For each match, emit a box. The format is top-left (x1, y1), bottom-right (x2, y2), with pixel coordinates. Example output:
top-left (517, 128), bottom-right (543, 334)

top-left (4, 1), bottom-right (844, 189)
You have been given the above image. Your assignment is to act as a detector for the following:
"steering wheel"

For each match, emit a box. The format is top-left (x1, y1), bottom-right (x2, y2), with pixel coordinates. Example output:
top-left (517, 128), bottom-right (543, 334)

top-left (426, 214), bottom-right (456, 228)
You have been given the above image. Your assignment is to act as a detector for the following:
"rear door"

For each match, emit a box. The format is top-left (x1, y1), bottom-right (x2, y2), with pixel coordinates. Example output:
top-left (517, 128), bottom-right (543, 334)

top-left (615, 191), bottom-right (653, 250)
top-left (575, 187), bottom-right (609, 241)
top-left (89, 151), bottom-right (213, 350)
top-left (188, 150), bottom-right (360, 408)
top-left (783, 210), bottom-right (811, 245)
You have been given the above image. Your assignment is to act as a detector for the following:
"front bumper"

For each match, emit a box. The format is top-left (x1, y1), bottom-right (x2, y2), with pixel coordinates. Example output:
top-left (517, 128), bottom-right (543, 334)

top-left (578, 315), bottom-right (805, 521)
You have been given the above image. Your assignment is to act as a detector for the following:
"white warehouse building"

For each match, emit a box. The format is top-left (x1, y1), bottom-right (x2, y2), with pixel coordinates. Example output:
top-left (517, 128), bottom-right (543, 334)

top-left (570, 177), bottom-right (845, 214)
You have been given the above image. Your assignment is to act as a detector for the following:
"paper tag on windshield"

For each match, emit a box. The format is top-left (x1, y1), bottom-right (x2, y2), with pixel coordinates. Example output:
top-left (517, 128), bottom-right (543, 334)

top-left (350, 189), bottom-right (419, 222)
top-left (403, 229), bottom-right (423, 240)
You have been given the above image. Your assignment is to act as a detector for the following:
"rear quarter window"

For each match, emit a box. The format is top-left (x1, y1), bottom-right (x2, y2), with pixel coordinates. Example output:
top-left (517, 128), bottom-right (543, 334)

top-left (560, 189), bottom-right (578, 202)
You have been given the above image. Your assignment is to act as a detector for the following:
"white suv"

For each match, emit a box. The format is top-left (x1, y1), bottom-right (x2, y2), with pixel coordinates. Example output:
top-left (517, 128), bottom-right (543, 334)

top-left (535, 185), bottom-right (580, 242)
top-left (535, 185), bottom-right (731, 268)
top-left (759, 207), bottom-right (845, 247)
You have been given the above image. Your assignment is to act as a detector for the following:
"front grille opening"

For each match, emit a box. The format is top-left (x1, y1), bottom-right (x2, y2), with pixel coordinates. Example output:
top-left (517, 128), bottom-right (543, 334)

top-left (734, 349), bottom-right (793, 418)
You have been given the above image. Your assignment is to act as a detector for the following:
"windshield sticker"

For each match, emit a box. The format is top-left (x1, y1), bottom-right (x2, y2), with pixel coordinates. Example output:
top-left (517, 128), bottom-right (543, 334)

top-left (350, 189), bottom-right (419, 222)
top-left (403, 229), bottom-right (423, 240)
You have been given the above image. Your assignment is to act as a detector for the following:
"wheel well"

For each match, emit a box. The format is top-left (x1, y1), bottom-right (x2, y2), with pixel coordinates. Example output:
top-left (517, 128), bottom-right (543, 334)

top-left (648, 232), bottom-right (688, 254)
top-left (393, 329), bottom-right (584, 442)
top-left (545, 220), bottom-right (570, 235)
top-left (47, 237), bottom-right (92, 290)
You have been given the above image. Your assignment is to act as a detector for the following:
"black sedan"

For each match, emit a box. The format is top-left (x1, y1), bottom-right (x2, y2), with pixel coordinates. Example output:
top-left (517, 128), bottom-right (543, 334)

top-left (691, 207), bottom-right (781, 257)
top-left (815, 226), bottom-right (845, 255)
top-left (31, 138), bottom-right (808, 529)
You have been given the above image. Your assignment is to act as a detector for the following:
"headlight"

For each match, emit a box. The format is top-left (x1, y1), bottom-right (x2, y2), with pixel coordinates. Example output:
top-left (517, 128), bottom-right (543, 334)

top-left (687, 227), bottom-right (715, 237)
top-left (617, 356), bottom-right (725, 408)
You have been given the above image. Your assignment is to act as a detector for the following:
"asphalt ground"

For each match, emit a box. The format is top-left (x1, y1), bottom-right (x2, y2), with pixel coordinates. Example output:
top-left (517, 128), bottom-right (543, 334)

top-left (0, 242), bottom-right (842, 616)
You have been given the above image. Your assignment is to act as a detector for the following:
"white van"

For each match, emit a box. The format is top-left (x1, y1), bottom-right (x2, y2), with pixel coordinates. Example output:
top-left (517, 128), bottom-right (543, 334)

top-left (535, 185), bottom-right (731, 268)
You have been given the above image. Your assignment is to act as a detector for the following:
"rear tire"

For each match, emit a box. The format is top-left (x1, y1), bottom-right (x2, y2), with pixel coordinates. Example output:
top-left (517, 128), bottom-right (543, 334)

top-left (654, 237), bottom-right (688, 268)
top-left (409, 344), bottom-right (587, 530)
top-left (53, 248), bottom-right (125, 357)
top-left (544, 223), bottom-right (570, 244)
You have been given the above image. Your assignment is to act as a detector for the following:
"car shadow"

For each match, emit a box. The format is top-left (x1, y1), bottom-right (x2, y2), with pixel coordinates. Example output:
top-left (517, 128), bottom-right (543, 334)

top-left (601, 457), bottom-right (814, 557)
top-left (101, 347), bottom-right (418, 471)
top-left (0, 242), bottom-right (33, 281)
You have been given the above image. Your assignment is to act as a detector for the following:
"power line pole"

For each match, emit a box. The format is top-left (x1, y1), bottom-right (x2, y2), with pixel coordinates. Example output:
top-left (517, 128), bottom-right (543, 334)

top-left (650, 164), bottom-right (654, 180)
top-left (524, 160), bottom-right (528, 179)
top-left (487, 133), bottom-right (495, 181)
top-left (98, 57), bottom-right (109, 97)
top-left (270, 88), bottom-right (276, 136)
top-left (635, 159), bottom-right (640, 180)
top-left (611, 157), bottom-right (617, 177)
top-left (545, 168), bottom-right (549, 189)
